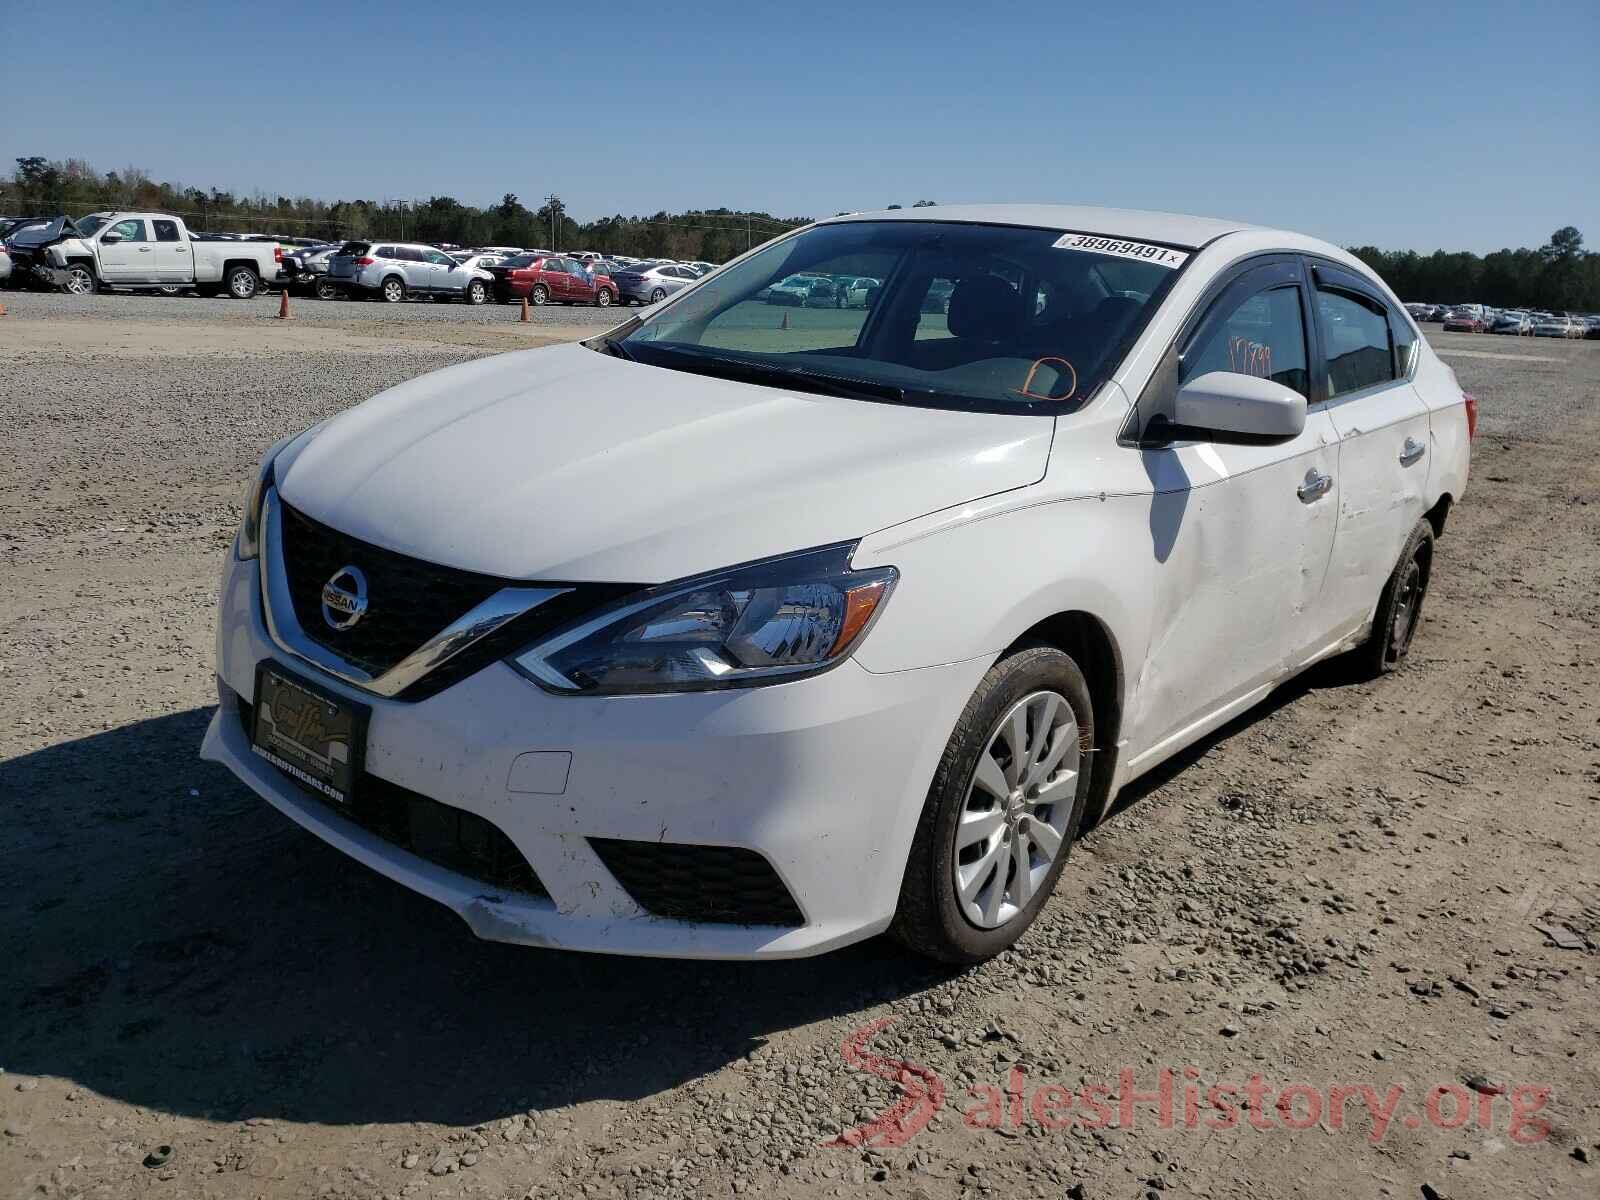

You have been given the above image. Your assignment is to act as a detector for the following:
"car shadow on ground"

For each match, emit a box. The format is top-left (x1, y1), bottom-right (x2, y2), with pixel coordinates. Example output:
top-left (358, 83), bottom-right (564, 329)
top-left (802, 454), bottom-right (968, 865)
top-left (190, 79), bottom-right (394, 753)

top-left (1, 708), bottom-right (956, 1129)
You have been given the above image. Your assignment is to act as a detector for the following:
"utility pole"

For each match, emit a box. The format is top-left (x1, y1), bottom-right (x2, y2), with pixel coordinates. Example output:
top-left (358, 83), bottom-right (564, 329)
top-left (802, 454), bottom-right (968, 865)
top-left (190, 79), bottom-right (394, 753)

top-left (545, 194), bottom-right (558, 251)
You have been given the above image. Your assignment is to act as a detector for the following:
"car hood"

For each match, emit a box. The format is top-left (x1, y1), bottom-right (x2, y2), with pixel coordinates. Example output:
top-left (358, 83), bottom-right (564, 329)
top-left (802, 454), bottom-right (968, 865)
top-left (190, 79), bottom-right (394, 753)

top-left (276, 343), bottom-right (1053, 582)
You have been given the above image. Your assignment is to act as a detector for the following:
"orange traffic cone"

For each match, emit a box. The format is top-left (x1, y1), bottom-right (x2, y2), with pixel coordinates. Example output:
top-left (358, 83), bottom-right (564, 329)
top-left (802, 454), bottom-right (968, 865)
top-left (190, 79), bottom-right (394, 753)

top-left (0, 301), bottom-right (7, 318)
top-left (780, 311), bottom-right (790, 330)
top-left (520, 295), bottom-right (530, 323)
top-left (277, 290), bottom-right (291, 320)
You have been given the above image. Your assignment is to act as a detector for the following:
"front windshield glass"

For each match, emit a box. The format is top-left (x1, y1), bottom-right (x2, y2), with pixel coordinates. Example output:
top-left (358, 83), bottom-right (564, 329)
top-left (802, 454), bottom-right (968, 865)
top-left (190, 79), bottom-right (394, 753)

top-left (619, 220), bottom-right (1187, 411)
top-left (75, 214), bottom-right (110, 236)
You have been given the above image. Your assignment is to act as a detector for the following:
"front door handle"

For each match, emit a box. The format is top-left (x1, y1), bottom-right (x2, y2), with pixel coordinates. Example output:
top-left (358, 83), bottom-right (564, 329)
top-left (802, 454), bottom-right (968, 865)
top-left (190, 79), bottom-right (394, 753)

top-left (1400, 437), bottom-right (1426, 466)
top-left (1297, 469), bottom-right (1333, 503)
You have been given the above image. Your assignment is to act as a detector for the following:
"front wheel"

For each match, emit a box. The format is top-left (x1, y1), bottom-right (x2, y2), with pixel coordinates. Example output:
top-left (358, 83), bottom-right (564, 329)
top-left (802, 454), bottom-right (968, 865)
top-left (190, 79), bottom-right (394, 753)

top-left (380, 276), bottom-right (406, 303)
top-left (62, 264), bottom-right (98, 295)
top-left (595, 288), bottom-right (613, 307)
top-left (1354, 519), bottom-right (1434, 676)
top-left (466, 280), bottom-right (487, 305)
top-left (892, 642), bottom-right (1094, 964)
top-left (225, 266), bottom-right (259, 299)
top-left (315, 279), bottom-right (339, 301)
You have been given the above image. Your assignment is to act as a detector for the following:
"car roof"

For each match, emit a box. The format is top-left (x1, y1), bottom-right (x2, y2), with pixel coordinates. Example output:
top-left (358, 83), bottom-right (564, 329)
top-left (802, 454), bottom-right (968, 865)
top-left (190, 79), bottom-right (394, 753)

top-left (816, 204), bottom-right (1266, 251)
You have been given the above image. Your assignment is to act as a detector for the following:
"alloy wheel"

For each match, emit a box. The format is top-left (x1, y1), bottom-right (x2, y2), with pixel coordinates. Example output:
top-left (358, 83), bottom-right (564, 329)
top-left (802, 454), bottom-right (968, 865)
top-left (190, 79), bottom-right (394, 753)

top-left (65, 267), bottom-right (95, 295)
top-left (953, 690), bottom-right (1079, 929)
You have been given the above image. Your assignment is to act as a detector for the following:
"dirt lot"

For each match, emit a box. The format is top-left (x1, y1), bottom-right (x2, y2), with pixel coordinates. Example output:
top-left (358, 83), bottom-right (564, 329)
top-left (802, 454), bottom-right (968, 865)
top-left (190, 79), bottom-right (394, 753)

top-left (1, 292), bottom-right (1596, 1200)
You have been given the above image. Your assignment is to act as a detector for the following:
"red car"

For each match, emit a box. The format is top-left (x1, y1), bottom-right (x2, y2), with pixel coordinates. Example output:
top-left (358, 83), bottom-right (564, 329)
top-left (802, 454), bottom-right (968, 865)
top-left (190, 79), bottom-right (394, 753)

top-left (1441, 309), bottom-right (1486, 333)
top-left (487, 254), bottom-right (616, 307)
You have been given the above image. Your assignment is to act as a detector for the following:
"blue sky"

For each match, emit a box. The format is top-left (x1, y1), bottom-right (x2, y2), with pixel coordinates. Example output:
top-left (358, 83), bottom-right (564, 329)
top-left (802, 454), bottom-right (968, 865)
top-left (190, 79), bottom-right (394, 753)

top-left (3, 0), bottom-right (1595, 252)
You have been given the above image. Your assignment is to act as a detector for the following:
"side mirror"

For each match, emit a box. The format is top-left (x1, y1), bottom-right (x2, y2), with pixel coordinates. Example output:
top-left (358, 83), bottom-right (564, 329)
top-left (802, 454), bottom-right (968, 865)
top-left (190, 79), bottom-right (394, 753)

top-left (1172, 371), bottom-right (1306, 444)
top-left (101, 231), bottom-right (124, 244)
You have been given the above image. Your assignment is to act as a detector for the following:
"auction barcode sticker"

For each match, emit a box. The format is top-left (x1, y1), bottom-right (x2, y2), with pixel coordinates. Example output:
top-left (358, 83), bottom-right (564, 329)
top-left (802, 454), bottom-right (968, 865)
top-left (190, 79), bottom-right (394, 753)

top-left (1052, 233), bottom-right (1189, 269)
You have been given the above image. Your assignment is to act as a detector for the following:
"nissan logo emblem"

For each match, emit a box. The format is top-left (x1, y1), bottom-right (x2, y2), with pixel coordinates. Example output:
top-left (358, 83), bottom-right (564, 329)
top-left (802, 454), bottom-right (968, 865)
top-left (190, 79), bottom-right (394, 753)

top-left (320, 564), bottom-right (368, 631)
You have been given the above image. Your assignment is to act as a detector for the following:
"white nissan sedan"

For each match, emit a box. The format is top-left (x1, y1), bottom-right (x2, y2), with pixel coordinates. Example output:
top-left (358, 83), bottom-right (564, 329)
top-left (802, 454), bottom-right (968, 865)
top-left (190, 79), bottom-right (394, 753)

top-left (202, 206), bottom-right (1473, 963)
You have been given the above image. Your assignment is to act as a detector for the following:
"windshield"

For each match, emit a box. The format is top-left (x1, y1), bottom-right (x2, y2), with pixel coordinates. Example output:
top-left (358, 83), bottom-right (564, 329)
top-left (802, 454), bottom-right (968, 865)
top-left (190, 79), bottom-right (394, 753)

top-left (620, 220), bottom-right (1186, 411)
top-left (75, 214), bottom-right (110, 237)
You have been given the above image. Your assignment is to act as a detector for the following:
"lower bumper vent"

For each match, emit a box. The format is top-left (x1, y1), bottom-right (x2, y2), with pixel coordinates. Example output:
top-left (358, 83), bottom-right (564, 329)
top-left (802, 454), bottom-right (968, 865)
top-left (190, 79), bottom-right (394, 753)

top-left (589, 837), bottom-right (804, 927)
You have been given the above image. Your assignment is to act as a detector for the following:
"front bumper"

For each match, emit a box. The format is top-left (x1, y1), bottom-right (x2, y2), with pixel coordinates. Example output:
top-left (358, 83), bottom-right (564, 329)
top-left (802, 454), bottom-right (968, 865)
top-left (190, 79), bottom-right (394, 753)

top-left (202, 551), bottom-right (987, 958)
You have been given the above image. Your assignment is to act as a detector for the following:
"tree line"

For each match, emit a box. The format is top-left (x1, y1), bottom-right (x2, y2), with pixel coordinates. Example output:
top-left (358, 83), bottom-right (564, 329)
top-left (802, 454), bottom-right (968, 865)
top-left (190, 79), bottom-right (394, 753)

top-left (1349, 227), bottom-right (1597, 312)
top-left (4, 157), bottom-right (1595, 305)
top-left (3, 157), bottom-right (809, 264)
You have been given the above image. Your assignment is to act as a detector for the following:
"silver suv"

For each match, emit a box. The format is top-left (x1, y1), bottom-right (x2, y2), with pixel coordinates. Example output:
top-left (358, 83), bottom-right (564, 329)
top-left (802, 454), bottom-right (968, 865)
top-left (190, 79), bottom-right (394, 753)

top-left (325, 241), bottom-right (490, 304)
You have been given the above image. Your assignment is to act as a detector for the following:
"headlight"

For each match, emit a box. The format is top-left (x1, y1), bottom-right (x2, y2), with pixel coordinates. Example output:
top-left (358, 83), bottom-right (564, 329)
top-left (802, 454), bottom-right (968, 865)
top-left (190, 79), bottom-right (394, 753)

top-left (234, 427), bottom-right (317, 559)
top-left (512, 544), bottom-right (895, 695)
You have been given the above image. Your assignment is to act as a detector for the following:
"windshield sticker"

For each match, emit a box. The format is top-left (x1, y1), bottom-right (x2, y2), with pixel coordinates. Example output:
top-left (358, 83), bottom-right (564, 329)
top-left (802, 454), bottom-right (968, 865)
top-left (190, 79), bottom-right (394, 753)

top-left (1052, 233), bottom-right (1188, 269)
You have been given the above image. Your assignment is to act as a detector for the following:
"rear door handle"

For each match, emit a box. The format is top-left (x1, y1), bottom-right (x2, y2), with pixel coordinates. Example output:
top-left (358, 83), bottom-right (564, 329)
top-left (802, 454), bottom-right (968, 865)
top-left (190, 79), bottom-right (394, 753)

top-left (1400, 437), bottom-right (1426, 466)
top-left (1297, 469), bottom-right (1333, 503)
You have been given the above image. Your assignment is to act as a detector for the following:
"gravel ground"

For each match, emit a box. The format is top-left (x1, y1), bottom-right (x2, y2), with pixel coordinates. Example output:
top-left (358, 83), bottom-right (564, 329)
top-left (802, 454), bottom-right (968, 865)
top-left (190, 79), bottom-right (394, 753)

top-left (0, 303), bottom-right (1596, 1200)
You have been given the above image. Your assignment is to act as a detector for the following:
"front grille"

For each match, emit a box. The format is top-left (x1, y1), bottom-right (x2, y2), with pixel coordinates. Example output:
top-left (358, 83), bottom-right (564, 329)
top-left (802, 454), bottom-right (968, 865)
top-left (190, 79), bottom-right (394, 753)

top-left (278, 502), bottom-right (504, 677)
top-left (237, 696), bottom-right (548, 899)
top-left (590, 838), bottom-right (804, 927)
top-left (273, 501), bottom-right (634, 701)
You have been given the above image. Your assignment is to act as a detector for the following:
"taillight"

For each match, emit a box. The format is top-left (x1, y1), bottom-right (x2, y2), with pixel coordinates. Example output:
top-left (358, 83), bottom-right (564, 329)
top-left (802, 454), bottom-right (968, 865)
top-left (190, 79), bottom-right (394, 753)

top-left (1463, 392), bottom-right (1478, 440)
top-left (354, 256), bottom-right (374, 266)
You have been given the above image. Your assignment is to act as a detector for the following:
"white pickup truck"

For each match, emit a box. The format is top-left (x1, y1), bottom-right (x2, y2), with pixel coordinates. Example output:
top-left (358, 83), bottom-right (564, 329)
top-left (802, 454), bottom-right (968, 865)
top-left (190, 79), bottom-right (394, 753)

top-left (25, 212), bottom-right (284, 299)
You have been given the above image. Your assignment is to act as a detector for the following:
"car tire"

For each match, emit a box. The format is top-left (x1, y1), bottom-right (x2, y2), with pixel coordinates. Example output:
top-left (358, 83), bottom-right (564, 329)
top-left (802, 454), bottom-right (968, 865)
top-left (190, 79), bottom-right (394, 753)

top-left (1354, 518), bottom-right (1435, 676)
top-left (156, 285), bottom-right (184, 297)
top-left (891, 641), bottom-right (1095, 964)
top-left (649, 287), bottom-right (666, 303)
top-left (226, 266), bottom-right (259, 300)
top-left (466, 280), bottom-right (487, 305)
top-left (529, 284), bottom-right (548, 306)
top-left (381, 276), bottom-right (406, 303)
top-left (315, 279), bottom-right (339, 301)
top-left (595, 288), bottom-right (613, 307)
top-left (62, 264), bottom-right (98, 296)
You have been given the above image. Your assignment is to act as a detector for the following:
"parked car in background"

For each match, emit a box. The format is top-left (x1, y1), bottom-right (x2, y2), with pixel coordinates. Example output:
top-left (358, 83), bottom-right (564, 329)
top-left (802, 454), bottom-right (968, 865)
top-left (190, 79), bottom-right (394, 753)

top-left (207, 204), bottom-right (1472, 964)
top-left (764, 273), bottom-right (829, 305)
top-left (17, 212), bottom-right (282, 298)
top-left (489, 254), bottom-right (617, 307)
top-left (282, 244), bottom-right (344, 299)
top-left (687, 261), bottom-right (718, 276)
top-left (1531, 313), bottom-right (1581, 338)
top-left (1441, 308), bottom-right (1486, 333)
top-left (1584, 315), bottom-right (1600, 340)
top-left (324, 241), bottom-right (491, 303)
top-left (613, 261), bottom-right (700, 304)
top-left (1491, 310), bottom-right (1531, 335)
top-left (0, 242), bottom-right (10, 285)
top-left (838, 276), bottom-right (882, 308)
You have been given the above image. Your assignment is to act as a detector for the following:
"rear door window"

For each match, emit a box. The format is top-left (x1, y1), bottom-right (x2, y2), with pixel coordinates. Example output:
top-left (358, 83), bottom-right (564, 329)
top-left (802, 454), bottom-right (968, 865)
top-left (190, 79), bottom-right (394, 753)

top-left (1316, 289), bottom-right (1395, 397)
top-left (152, 219), bottom-right (181, 242)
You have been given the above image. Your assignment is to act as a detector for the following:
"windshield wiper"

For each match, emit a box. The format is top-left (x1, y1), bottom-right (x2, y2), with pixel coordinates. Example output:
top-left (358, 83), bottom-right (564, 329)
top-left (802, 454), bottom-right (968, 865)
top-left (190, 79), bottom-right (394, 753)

top-left (636, 347), bottom-right (907, 403)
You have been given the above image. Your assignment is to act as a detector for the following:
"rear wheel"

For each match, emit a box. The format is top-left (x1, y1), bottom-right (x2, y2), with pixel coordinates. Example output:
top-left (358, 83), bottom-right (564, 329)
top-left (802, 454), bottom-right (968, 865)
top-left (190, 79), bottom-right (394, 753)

top-left (380, 276), bottom-right (406, 303)
top-left (225, 266), bottom-right (259, 299)
top-left (315, 278), bottom-right (339, 301)
top-left (649, 286), bottom-right (667, 303)
top-left (156, 285), bottom-right (184, 297)
top-left (892, 642), bottom-right (1094, 964)
top-left (529, 284), bottom-right (548, 306)
top-left (1354, 519), bottom-right (1435, 676)
top-left (595, 287), bottom-right (613, 307)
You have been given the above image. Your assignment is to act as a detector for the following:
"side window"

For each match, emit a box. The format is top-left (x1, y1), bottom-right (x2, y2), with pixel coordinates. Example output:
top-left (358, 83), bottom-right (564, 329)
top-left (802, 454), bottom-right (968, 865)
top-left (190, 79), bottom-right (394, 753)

top-left (1182, 285), bottom-right (1310, 398)
top-left (108, 219), bottom-right (148, 242)
top-left (1317, 289), bottom-right (1394, 397)
top-left (153, 220), bottom-right (181, 242)
top-left (373, 245), bottom-right (394, 259)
